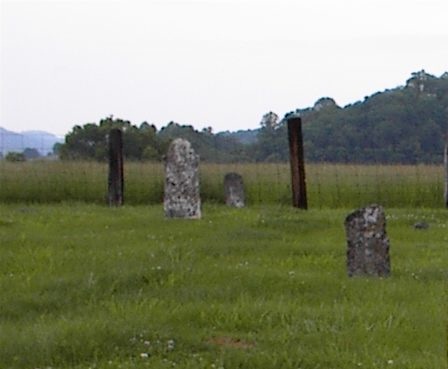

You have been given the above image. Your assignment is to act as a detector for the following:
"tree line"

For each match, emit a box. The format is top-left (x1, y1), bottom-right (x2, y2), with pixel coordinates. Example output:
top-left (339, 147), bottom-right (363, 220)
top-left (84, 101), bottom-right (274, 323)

top-left (56, 70), bottom-right (448, 164)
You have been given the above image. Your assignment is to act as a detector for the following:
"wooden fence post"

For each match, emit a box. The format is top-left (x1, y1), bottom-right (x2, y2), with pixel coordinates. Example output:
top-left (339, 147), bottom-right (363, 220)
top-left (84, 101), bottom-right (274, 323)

top-left (287, 116), bottom-right (308, 209)
top-left (444, 141), bottom-right (448, 208)
top-left (108, 128), bottom-right (124, 206)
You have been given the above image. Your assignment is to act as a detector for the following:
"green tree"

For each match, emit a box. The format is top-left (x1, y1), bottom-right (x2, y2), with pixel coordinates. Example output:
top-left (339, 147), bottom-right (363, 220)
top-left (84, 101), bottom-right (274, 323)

top-left (23, 148), bottom-right (40, 159)
top-left (5, 152), bottom-right (26, 162)
top-left (253, 112), bottom-right (288, 162)
top-left (58, 116), bottom-right (162, 161)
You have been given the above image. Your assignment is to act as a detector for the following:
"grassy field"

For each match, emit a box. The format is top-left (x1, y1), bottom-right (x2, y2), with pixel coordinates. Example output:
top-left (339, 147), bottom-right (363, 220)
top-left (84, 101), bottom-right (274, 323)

top-left (0, 161), bottom-right (444, 208)
top-left (0, 203), bottom-right (446, 368)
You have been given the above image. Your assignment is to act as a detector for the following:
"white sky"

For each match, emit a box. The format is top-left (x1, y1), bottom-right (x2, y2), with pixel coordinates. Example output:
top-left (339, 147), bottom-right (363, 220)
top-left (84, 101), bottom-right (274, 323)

top-left (1, 0), bottom-right (447, 136)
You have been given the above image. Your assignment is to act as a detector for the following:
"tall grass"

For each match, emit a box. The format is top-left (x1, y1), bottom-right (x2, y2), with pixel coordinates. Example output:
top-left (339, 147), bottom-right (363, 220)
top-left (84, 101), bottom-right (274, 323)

top-left (0, 161), bottom-right (444, 207)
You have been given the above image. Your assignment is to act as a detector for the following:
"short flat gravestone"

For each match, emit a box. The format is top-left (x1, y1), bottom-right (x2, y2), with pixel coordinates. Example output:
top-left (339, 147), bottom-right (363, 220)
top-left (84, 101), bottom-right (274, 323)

top-left (224, 172), bottom-right (245, 208)
top-left (344, 204), bottom-right (390, 277)
top-left (164, 138), bottom-right (201, 219)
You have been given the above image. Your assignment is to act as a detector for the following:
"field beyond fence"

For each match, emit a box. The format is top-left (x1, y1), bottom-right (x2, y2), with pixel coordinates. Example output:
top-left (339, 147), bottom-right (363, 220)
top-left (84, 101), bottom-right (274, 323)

top-left (0, 161), bottom-right (444, 208)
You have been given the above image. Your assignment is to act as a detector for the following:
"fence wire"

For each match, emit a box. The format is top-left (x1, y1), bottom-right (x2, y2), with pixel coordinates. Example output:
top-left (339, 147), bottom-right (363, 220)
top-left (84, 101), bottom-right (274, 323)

top-left (0, 157), bottom-right (444, 208)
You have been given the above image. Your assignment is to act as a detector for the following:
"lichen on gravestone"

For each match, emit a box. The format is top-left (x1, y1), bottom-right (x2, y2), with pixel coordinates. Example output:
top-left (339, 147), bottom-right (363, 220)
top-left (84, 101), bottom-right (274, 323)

top-left (344, 204), bottom-right (390, 277)
top-left (164, 138), bottom-right (201, 219)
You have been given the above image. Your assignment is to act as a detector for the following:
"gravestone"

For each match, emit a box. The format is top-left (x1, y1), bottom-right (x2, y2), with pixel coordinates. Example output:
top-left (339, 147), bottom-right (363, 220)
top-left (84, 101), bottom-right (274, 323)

top-left (224, 172), bottom-right (245, 208)
top-left (164, 138), bottom-right (201, 219)
top-left (344, 204), bottom-right (390, 277)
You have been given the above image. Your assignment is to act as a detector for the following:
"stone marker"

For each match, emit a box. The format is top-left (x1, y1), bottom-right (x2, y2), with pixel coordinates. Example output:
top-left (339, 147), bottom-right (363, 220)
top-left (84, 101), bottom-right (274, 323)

top-left (413, 221), bottom-right (429, 230)
top-left (224, 172), bottom-right (245, 208)
top-left (164, 138), bottom-right (201, 219)
top-left (344, 204), bottom-right (390, 277)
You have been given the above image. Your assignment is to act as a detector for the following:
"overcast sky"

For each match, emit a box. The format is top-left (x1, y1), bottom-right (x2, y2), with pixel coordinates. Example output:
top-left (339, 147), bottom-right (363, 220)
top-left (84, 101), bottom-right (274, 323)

top-left (1, 0), bottom-right (447, 136)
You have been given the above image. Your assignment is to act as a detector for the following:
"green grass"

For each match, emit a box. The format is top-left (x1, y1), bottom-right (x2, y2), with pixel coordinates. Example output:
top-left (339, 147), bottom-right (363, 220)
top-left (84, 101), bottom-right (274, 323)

top-left (0, 204), bottom-right (446, 368)
top-left (0, 161), bottom-right (444, 208)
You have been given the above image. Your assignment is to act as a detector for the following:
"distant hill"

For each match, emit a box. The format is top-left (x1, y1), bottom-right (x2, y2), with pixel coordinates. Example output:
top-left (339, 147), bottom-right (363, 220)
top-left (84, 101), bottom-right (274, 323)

top-left (298, 70), bottom-right (448, 163)
top-left (217, 129), bottom-right (259, 145)
top-left (0, 128), bottom-right (62, 156)
top-left (55, 70), bottom-right (448, 164)
top-left (226, 70), bottom-right (448, 164)
top-left (158, 122), bottom-right (253, 162)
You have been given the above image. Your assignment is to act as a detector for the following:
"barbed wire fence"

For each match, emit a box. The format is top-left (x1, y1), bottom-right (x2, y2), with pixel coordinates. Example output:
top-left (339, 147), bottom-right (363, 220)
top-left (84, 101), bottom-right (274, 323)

top-left (0, 128), bottom-right (446, 209)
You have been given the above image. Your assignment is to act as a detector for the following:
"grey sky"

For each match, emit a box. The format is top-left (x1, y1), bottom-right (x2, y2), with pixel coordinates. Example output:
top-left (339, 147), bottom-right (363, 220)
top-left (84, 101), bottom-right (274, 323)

top-left (1, 0), bottom-right (447, 136)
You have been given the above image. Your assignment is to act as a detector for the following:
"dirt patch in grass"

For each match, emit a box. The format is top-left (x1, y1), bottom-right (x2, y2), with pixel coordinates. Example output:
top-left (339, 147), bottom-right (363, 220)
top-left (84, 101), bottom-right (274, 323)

top-left (207, 336), bottom-right (255, 349)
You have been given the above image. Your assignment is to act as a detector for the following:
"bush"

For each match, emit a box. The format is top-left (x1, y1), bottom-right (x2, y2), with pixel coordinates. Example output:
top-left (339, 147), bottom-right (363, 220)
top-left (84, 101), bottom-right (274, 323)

top-left (5, 152), bottom-right (26, 162)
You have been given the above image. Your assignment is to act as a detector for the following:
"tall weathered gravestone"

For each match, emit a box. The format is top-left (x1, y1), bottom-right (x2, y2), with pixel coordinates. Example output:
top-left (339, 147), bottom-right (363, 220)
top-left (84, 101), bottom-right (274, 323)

top-left (344, 204), bottom-right (390, 277)
top-left (224, 172), bottom-right (245, 208)
top-left (164, 138), bottom-right (201, 219)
